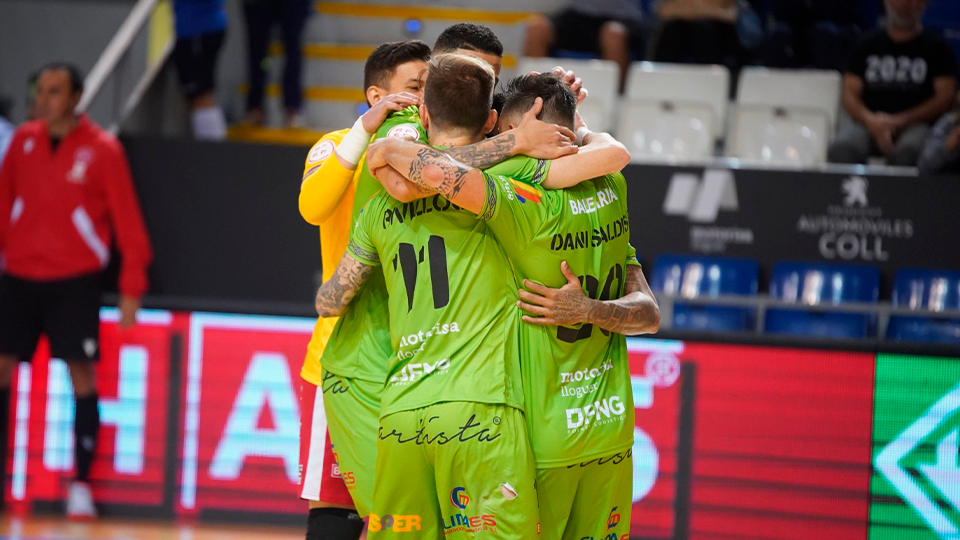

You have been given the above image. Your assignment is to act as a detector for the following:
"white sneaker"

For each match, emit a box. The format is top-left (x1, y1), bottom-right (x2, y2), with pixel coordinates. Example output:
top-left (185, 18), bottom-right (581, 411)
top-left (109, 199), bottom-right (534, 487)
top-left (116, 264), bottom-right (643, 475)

top-left (66, 481), bottom-right (97, 520)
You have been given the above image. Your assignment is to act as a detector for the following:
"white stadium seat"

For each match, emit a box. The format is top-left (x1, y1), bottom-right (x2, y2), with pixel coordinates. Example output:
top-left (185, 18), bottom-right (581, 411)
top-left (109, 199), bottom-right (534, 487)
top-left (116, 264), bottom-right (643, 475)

top-left (616, 101), bottom-right (715, 164)
top-left (515, 57), bottom-right (619, 132)
top-left (727, 68), bottom-right (841, 166)
top-left (615, 62), bottom-right (730, 163)
top-left (727, 105), bottom-right (830, 168)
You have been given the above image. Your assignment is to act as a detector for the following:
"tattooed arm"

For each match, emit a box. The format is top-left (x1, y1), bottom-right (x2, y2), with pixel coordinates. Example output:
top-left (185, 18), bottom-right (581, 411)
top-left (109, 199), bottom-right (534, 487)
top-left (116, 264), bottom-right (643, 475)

top-left (368, 138), bottom-right (488, 214)
top-left (517, 262), bottom-right (660, 335)
top-left (445, 96), bottom-right (578, 168)
top-left (315, 250), bottom-right (377, 317)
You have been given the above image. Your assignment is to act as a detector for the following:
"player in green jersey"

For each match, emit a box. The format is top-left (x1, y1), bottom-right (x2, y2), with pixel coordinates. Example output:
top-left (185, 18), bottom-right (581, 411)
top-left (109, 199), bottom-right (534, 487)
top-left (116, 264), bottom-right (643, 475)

top-left (315, 54), bottom-right (538, 540)
top-left (366, 73), bottom-right (660, 540)
top-left (314, 25), bottom-right (581, 524)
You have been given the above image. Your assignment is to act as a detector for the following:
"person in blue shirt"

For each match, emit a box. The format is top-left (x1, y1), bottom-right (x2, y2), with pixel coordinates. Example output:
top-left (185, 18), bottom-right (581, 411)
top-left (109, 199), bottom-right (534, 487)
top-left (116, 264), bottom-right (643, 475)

top-left (172, 0), bottom-right (228, 139)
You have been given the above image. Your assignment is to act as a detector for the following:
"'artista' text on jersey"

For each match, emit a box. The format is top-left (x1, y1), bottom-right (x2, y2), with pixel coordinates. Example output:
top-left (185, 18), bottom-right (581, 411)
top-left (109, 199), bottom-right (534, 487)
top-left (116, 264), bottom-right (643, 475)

top-left (551, 215), bottom-right (629, 252)
top-left (381, 195), bottom-right (461, 229)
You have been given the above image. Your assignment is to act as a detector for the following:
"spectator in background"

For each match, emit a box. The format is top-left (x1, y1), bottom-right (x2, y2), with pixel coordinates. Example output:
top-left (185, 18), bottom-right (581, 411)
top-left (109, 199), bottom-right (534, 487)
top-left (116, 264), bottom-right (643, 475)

top-left (243, 0), bottom-right (310, 127)
top-left (918, 97), bottom-right (960, 175)
top-left (649, 0), bottom-right (741, 66)
top-left (763, 0), bottom-right (863, 70)
top-left (0, 63), bottom-right (153, 519)
top-left (172, 0), bottom-right (228, 140)
top-left (522, 0), bottom-right (646, 91)
top-left (828, 0), bottom-right (959, 166)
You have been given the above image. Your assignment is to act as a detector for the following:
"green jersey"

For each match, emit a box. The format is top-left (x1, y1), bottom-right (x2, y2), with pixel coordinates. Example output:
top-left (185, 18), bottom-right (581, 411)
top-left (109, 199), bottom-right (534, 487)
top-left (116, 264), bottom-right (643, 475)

top-left (348, 190), bottom-right (524, 417)
top-left (320, 107), bottom-right (429, 383)
top-left (481, 155), bottom-right (638, 467)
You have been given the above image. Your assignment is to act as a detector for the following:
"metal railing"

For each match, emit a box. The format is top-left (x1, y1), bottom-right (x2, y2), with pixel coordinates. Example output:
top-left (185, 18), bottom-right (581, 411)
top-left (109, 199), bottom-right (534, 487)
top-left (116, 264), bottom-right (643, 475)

top-left (77, 0), bottom-right (174, 133)
top-left (656, 293), bottom-right (960, 339)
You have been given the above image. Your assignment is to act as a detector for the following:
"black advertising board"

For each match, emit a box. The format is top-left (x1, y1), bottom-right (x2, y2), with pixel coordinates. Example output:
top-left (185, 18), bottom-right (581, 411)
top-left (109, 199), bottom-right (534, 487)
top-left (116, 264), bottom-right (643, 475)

top-left (623, 164), bottom-right (960, 295)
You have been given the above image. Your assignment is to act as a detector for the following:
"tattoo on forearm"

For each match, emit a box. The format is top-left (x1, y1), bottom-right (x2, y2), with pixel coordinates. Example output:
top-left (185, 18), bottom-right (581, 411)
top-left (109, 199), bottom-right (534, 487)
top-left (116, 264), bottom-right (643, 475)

top-left (408, 147), bottom-right (473, 200)
top-left (315, 256), bottom-right (375, 316)
top-left (445, 134), bottom-right (516, 168)
top-left (586, 267), bottom-right (657, 335)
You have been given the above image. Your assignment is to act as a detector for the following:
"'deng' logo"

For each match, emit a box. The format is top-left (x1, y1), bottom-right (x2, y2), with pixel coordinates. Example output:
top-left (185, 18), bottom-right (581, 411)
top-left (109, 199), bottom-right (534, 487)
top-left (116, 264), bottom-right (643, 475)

top-left (566, 395), bottom-right (627, 432)
top-left (443, 487), bottom-right (496, 535)
top-left (390, 359), bottom-right (451, 385)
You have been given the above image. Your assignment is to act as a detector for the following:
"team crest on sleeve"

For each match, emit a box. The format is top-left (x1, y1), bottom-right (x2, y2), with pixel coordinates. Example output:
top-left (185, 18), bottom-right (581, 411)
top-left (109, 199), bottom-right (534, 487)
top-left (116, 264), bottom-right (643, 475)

top-left (509, 178), bottom-right (542, 204)
top-left (307, 140), bottom-right (336, 164)
top-left (386, 123), bottom-right (421, 140)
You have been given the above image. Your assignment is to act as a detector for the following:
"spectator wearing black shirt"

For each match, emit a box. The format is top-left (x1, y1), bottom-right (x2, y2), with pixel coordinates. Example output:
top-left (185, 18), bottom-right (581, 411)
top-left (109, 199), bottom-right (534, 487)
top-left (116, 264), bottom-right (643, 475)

top-left (828, 0), bottom-right (959, 166)
top-left (523, 0), bottom-right (646, 92)
top-left (763, 0), bottom-right (862, 71)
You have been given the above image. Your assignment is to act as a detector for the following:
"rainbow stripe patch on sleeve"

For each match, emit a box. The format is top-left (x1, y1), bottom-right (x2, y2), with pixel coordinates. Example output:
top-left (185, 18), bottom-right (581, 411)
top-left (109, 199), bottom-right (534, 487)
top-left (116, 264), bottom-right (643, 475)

top-left (509, 178), bottom-right (542, 204)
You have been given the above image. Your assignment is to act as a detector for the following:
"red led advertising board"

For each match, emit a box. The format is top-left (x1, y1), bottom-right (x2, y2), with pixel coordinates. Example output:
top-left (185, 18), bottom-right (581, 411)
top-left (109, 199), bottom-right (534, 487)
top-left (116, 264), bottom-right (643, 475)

top-left (8, 310), bottom-right (951, 540)
top-left (627, 339), bottom-right (876, 540)
top-left (5, 309), bottom-right (185, 510)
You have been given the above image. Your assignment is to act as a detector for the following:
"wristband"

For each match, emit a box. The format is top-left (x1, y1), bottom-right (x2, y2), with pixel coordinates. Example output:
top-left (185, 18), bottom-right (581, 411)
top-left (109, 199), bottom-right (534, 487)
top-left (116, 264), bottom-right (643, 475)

top-left (335, 117), bottom-right (374, 166)
top-left (575, 126), bottom-right (591, 146)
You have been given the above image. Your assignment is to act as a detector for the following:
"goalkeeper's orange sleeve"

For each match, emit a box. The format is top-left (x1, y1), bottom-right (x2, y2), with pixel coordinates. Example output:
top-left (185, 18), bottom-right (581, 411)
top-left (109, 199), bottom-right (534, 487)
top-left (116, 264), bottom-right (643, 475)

top-left (298, 130), bottom-right (356, 225)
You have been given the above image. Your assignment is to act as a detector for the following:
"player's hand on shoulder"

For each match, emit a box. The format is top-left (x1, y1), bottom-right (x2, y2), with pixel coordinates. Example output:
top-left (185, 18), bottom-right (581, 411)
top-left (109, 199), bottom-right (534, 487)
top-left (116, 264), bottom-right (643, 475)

top-left (514, 97), bottom-right (578, 160)
top-left (361, 92), bottom-right (421, 133)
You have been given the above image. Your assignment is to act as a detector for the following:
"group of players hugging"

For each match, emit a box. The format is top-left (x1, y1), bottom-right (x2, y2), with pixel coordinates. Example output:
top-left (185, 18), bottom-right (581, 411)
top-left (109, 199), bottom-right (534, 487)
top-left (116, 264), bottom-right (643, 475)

top-left (296, 22), bottom-right (660, 540)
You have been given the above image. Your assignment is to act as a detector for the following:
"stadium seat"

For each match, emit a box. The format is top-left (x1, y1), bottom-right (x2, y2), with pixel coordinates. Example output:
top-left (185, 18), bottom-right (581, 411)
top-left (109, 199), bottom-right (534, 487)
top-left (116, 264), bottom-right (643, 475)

top-left (622, 62), bottom-right (730, 138)
top-left (766, 261), bottom-right (880, 339)
top-left (515, 57), bottom-right (619, 132)
top-left (727, 68), bottom-right (841, 167)
top-left (887, 268), bottom-right (960, 344)
top-left (651, 254), bottom-right (759, 332)
top-left (616, 101), bottom-right (715, 163)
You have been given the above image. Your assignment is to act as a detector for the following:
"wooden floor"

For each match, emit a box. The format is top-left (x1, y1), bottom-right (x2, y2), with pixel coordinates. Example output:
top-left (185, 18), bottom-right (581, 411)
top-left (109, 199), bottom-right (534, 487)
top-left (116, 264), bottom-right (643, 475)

top-left (0, 517), bottom-right (302, 540)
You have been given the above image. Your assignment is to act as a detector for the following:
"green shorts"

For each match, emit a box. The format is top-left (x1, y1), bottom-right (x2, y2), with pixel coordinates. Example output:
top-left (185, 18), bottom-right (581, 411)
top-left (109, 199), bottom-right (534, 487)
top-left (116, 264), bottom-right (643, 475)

top-left (321, 368), bottom-right (381, 516)
top-left (369, 402), bottom-right (539, 540)
top-left (537, 448), bottom-right (633, 540)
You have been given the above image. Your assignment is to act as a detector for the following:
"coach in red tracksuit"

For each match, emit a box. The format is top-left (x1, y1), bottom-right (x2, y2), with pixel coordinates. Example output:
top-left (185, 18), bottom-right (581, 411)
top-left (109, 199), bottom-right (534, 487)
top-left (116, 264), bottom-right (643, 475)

top-left (0, 63), bottom-right (152, 519)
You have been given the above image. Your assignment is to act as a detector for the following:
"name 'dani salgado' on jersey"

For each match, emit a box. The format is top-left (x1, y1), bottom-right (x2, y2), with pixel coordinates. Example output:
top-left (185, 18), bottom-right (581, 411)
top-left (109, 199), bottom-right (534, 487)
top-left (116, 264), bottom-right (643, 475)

top-left (551, 215), bottom-right (629, 251)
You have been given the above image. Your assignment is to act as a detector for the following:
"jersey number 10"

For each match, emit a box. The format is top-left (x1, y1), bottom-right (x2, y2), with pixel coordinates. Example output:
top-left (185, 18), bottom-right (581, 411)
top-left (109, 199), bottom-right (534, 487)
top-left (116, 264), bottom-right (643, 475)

top-left (392, 235), bottom-right (450, 312)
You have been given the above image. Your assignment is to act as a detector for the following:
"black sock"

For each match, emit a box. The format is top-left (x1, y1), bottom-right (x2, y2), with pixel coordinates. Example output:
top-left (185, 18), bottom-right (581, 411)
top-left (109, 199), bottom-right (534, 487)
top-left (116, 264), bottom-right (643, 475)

top-left (0, 387), bottom-right (9, 508)
top-left (306, 507), bottom-right (364, 540)
top-left (74, 393), bottom-right (100, 482)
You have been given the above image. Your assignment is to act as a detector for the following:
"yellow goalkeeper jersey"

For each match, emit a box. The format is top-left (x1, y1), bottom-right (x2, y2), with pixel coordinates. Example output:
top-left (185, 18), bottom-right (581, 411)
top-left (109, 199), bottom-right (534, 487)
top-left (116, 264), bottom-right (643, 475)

top-left (298, 128), bottom-right (369, 385)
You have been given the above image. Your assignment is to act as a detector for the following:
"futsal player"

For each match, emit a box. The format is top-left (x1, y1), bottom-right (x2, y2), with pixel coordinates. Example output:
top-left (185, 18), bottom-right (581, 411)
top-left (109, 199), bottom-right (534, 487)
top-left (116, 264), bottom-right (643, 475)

top-left (366, 71), bottom-right (661, 540)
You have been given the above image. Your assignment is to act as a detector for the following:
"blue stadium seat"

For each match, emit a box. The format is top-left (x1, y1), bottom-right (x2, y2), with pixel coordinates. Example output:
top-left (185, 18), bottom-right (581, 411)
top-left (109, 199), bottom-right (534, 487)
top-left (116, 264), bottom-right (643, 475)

top-left (766, 261), bottom-right (880, 339)
top-left (651, 254), bottom-right (759, 332)
top-left (887, 268), bottom-right (960, 344)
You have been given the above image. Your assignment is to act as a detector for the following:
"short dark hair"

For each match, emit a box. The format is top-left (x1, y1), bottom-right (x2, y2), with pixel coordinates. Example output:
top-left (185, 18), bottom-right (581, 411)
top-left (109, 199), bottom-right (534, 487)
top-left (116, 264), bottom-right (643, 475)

top-left (423, 53), bottom-right (495, 136)
top-left (363, 40), bottom-right (431, 91)
top-left (39, 62), bottom-right (84, 94)
top-left (433, 23), bottom-right (503, 57)
top-left (500, 74), bottom-right (577, 131)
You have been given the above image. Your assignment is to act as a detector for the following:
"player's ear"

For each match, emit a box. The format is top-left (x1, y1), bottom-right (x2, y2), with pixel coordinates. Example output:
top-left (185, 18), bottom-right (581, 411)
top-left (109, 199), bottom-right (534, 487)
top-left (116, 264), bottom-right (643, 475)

top-left (482, 109), bottom-right (498, 136)
top-left (366, 86), bottom-right (384, 106)
top-left (420, 104), bottom-right (430, 131)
